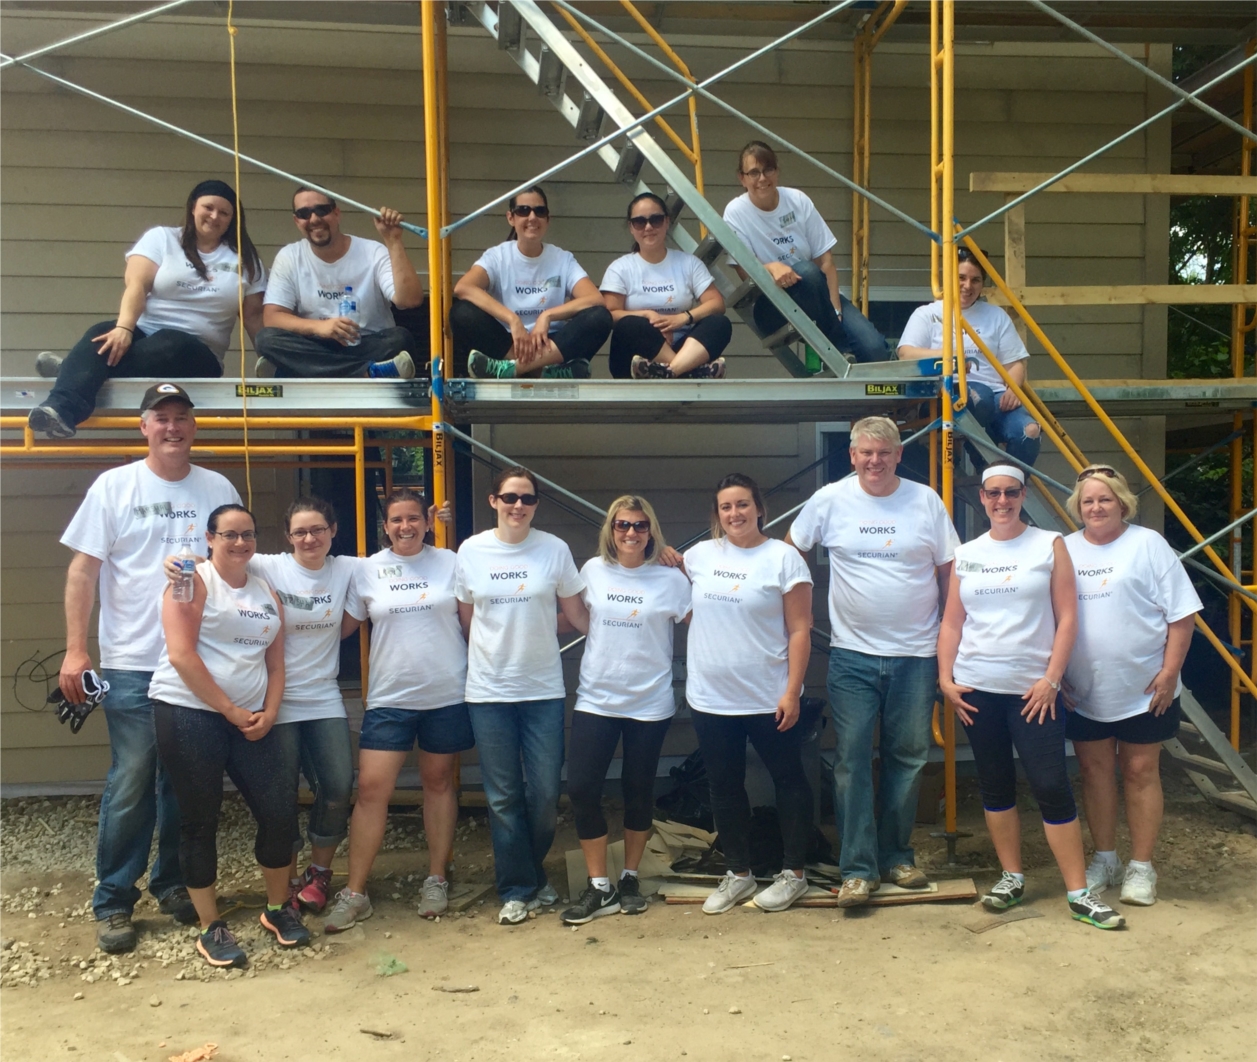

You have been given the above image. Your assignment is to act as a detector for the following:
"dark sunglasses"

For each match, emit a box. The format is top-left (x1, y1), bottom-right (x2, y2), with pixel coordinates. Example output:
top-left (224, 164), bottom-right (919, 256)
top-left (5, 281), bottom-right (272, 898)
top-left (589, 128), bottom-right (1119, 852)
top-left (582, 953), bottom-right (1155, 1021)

top-left (496, 492), bottom-right (539, 506)
top-left (510, 204), bottom-right (549, 219)
top-left (629, 213), bottom-right (667, 231)
top-left (1077, 466), bottom-right (1118, 482)
top-left (294, 203), bottom-right (335, 220)
top-left (613, 519), bottom-right (651, 533)
top-left (981, 488), bottom-right (1024, 500)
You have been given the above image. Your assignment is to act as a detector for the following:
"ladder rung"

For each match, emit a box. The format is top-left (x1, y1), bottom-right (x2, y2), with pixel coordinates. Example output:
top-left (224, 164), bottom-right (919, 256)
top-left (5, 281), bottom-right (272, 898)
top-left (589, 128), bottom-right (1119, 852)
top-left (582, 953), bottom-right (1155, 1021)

top-left (1178, 721), bottom-right (1201, 738)
top-left (761, 323), bottom-right (798, 349)
top-left (664, 191), bottom-right (685, 224)
top-left (693, 233), bottom-right (723, 265)
top-left (537, 46), bottom-right (565, 97)
top-left (1165, 747), bottom-right (1236, 777)
top-left (728, 279), bottom-right (758, 308)
top-left (496, 3), bottom-right (522, 49)
top-left (576, 93), bottom-right (604, 141)
top-left (615, 145), bottom-right (645, 185)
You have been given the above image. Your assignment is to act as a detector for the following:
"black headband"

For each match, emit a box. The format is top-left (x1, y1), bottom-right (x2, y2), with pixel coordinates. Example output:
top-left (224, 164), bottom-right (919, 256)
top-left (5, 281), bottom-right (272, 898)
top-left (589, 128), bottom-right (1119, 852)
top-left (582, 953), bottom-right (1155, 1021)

top-left (189, 179), bottom-right (237, 208)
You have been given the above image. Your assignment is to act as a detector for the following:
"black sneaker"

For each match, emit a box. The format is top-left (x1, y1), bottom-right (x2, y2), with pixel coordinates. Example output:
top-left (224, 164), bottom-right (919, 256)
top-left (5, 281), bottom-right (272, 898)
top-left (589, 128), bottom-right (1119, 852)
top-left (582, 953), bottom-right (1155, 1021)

top-left (618, 875), bottom-right (647, 915)
top-left (682, 357), bottom-right (727, 379)
top-left (96, 912), bottom-right (136, 954)
top-left (28, 404), bottom-right (75, 439)
top-left (981, 871), bottom-right (1025, 912)
top-left (196, 920), bottom-right (248, 968)
top-left (158, 887), bottom-right (199, 926)
top-left (542, 359), bottom-right (591, 379)
top-left (260, 904), bottom-right (312, 948)
top-left (561, 881), bottom-right (621, 925)
top-left (1069, 890), bottom-right (1126, 930)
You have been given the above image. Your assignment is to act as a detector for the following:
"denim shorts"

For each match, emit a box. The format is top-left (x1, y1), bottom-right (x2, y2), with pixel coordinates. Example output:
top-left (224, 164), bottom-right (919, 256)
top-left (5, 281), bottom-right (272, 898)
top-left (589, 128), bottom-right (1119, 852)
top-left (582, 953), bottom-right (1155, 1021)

top-left (1065, 698), bottom-right (1181, 745)
top-left (359, 703), bottom-right (475, 755)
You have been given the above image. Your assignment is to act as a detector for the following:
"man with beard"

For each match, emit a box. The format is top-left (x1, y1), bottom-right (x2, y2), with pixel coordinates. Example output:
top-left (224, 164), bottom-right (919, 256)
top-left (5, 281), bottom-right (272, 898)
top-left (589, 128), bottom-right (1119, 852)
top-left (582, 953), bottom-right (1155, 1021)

top-left (255, 188), bottom-right (425, 378)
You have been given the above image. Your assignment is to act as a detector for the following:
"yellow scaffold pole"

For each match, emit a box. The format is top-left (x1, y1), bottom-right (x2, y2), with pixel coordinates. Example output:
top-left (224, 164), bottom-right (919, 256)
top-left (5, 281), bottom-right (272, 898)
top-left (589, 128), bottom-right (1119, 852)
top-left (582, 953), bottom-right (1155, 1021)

top-left (423, 0), bottom-right (449, 548)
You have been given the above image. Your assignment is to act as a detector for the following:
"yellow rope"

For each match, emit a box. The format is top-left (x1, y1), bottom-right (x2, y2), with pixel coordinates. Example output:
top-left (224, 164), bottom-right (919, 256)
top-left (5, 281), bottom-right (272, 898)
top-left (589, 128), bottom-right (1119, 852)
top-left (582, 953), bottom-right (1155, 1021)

top-left (227, 1), bottom-right (252, 507)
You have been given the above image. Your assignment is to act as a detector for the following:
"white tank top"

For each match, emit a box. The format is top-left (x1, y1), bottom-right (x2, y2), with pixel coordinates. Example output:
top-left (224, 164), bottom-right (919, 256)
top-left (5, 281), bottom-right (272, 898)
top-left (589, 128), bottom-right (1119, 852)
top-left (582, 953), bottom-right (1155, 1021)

top-left (148, 561), bottom-right (281, 713)
top-left (952, 526), bottom-right (1061, 696)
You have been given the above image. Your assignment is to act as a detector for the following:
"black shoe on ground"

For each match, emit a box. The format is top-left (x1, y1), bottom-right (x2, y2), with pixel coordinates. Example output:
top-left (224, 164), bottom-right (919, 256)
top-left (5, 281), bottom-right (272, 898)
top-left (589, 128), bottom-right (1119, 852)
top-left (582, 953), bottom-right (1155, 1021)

top-left (96, 912), bottom-right (137, 954)
top-left (260, 904), bottom-right (312, 948)
top-left (158, 887), bottom-right (199, 926)
top-left (618, 875), bottom-right (647, 915)
top-left (561, 881), bottom-right (621, 925)
top-left (196, 920), bottom-right (248, 968)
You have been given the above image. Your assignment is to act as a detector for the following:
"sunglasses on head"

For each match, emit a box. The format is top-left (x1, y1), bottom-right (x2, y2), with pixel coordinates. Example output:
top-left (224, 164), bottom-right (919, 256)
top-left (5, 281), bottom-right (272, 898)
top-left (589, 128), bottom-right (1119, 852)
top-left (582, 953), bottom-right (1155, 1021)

top-left (629, 213), bottom-right (667, 231)
top-left (613, 519), bottom-right (651, 533)
top-left (510, 204), bottom-right (549, 219)
top-left (496, 492), bottom-right (539, 506)
top-left (981, 487), bottom-right (1023, 500)
top-left (1076, 465), bottom-right (1118, 483)
top-left (294, 203), bottom-right (335, 220)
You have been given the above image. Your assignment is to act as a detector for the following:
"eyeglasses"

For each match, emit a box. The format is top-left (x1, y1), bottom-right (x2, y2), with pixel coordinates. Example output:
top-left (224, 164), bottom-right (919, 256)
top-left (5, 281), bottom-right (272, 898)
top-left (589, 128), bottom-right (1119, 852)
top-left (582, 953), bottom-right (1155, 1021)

top-left (613, 519), bottom-right (651, 533)
top-left (288, 525), bottom-right (331, 539)
top-left (629, 213), bottom-right (667, 231)
top-left (293, 204), bottom-right (335, 220)
top-left (495, 492), bottom-right (539, 506)
top-left (739, 167), bottom-right (777, 180)
top-left (981, 488), bottom-right (1024, 500)
top-left (1076, 466), bottom-right (1118, 482)
top-left (209, 530), bottom-right (257, 542)
top-left (510, 204), bottom-right (549, 219)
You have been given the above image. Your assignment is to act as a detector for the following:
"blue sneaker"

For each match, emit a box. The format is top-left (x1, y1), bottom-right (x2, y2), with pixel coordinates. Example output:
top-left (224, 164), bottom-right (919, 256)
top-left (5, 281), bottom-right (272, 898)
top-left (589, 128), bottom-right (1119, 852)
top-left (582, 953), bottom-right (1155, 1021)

top-left (196, 920), bottom-right (247, 968)
top-left (260, 904), bottom-right (312, 948)
top-left (367, 351), bottom-right (415, 379)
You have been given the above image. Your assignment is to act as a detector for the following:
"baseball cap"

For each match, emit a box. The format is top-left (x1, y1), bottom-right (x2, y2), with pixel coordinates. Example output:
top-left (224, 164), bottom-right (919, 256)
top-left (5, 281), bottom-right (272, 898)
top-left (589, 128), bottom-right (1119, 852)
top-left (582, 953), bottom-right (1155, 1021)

top-left (140, 382), bottom-right (195, 413)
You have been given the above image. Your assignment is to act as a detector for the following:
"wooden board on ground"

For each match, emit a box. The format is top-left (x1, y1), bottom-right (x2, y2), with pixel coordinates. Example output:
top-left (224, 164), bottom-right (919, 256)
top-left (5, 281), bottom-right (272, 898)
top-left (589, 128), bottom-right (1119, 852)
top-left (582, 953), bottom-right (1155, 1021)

top-left (446, 883), bottom-right (495, 913)
top-left (658, 879), bottom-right (977, 907)
top-left (961, 906), bottom-right (1046, 934)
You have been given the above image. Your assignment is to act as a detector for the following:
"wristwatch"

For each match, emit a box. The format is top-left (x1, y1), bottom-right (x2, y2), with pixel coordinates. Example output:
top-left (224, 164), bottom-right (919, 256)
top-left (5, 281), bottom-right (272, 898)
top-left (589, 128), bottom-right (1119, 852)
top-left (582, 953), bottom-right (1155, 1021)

top-left (1045, 677), bottom-right (1061, 691)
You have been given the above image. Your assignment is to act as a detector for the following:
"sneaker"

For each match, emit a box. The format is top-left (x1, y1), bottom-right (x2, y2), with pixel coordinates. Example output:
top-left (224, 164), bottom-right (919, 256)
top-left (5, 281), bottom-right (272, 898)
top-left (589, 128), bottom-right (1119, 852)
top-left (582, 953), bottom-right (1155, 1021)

top-left (702, 871), bottom-right (758, 915)
top-left (498, 899), bottom-right (529, 925)
top-left (630, 355), bottom-right (674, 380)
top-left (1119, 863), bottom-right (1157, 906)
top-left (618, 875), bottom-right (647, 916)
top-left (367, 350), bottom-right (416, 379)
top-left (885, 864), bottom-right (929, 890)
top-left (1069, 890), bottom-right (1126, 929)
top-left (35, 351), bottom-right (63, 378)
top-left (158, 887), bottom-right (199, 926)
top-left (95, 912), bottom-right (136, 954)
top-left (529, 884), bottom-right (559, 909)
top-left (418, 876), bottom-right (449, 919)
top-left (561, 881), bottom-right (621, 925)
top-left (28, 404), bottom-right (76, 439)
top-left (683, 357), bottom-right (726, 379)
top-left (323, 887), bottom-right (373, 933)
top-left (196, 920), bottom-right (247, 968)
top-left (468, 349), bottom-right (516, 379)
top-left (834, 877), bottom-right (879, 908)
top-left (259, 904), bottom-right (312, 948)
top-left (542, 359), bottom-right (591, 379)
top-left (981, 871), bottom-right (1025, 912)
top-left (755, 870), bottom-right (809, 912)
top-left (295, 865), bottom-right (334, 913)
top-left (1085, 855), bottom-right (1125, 894)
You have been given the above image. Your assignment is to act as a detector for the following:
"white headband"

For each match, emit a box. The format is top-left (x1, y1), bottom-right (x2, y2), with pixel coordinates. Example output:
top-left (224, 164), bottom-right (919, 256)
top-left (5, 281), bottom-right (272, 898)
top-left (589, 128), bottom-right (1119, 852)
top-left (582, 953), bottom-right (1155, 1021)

top-left (981, 464), bottom-right (1025, 485)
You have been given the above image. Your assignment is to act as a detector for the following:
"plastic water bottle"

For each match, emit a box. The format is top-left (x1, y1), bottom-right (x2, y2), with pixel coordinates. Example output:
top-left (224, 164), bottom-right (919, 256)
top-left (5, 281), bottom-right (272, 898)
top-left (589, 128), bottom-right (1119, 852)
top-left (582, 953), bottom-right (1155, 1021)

top-left (172, 546), bottom-right (197, 603)
top-left (338, 285), bottom-right (360, 347)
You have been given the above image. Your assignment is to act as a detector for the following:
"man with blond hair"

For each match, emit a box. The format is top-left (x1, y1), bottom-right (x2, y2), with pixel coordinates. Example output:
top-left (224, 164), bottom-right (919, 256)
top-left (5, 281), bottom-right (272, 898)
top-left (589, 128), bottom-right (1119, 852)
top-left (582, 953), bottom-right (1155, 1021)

top-left (787, 416), bottom-right (959, 906)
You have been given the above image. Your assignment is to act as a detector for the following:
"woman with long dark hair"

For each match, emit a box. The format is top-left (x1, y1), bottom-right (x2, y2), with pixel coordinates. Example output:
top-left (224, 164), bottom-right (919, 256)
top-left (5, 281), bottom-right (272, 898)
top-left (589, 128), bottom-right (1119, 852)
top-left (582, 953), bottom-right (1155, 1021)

top-left (30, 179), bottom-right (266, 438)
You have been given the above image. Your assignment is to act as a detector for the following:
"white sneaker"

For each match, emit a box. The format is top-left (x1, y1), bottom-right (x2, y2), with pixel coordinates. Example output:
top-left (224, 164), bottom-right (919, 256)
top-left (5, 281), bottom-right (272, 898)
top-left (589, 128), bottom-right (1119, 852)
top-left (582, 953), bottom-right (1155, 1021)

top-left (702, 871), bottom-right (758, 915)
top-left (1085, 855), bottom-right (1124, 894)
top-left (527, 884), bottom-right (558, 910)
top-left (497, 900), bottom-right (529, 925)
top-left (1119, 863), bottom-right (1157, 906)
top-left (754, 870), bottom-right (809, 912)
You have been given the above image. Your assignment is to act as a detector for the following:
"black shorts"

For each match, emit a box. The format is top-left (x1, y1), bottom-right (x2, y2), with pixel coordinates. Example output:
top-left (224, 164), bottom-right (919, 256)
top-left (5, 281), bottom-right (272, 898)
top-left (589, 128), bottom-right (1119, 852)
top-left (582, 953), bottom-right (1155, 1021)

top-left (1065, 698), bottom-right (1181, 745)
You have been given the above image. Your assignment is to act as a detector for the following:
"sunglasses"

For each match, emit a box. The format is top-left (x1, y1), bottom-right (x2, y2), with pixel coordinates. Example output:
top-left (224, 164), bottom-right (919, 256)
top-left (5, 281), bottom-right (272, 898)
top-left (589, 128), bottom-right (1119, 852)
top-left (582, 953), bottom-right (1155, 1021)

top-left (288, 525), bottom-right (331, 539)
top-left (209, 530), bottom-right (258, 542)
top-left (496, 492), bottom-right (539, 506)
top-left (293, 203), bottom-right (335, 220)
top-left (981, 488), bottom-right (1024, 500)
top-left (629, 213), bottom-right (667, 231)
top-left (739, 167), bottom-right (777, 180)
top-left (1077, 466), bottom-right (1118, 482)
top-left (510, 204), bottom-right (549, 219)
top-left (613, 519), bottom-right (651, 533)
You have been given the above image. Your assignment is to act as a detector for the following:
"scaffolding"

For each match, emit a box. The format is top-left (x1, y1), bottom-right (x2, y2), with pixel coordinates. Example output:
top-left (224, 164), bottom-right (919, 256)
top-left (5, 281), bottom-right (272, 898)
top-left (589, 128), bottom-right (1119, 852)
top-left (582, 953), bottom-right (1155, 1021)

top-left (2, 1), bottom-right (1256, 824)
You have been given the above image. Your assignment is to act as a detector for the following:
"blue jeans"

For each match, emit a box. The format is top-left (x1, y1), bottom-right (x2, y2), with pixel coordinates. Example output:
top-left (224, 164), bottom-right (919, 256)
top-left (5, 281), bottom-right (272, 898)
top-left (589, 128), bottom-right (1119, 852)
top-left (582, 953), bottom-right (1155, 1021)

top-left (968, 381), bottom-right (1041, 467)
top-left (752, 259), bottom-right (890, 363)
top-left (827, 648), bottom-right (938, 881)
top-left (468, 699), bottom-right (565, 903)
top-left (93, 669), bottom-right (183, 919)
top-left (273, 717), bottom-right (354, 849)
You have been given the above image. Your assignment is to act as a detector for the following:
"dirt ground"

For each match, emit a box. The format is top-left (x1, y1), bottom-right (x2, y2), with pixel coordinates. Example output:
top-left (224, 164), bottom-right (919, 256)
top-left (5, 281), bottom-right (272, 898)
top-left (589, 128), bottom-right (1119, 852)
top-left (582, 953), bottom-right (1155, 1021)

top-left (2, 768), bottom-right (1255, 1062)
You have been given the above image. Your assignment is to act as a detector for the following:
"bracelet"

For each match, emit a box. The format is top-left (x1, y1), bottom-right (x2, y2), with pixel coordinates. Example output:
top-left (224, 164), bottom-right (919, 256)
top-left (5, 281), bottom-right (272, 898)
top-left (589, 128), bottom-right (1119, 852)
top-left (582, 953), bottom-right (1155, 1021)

top-left (685, 310), bottom-right (694, 326)
top-left (117, 325), bottom-right (134, 334)
top-left (1045, 677), bottom-right (1061, 691)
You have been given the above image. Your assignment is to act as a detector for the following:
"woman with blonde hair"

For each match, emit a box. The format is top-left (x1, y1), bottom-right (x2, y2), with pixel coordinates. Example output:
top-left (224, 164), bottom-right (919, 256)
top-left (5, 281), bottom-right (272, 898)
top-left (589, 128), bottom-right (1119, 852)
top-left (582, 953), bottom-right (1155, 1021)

top-left (1063, 464), bottom-right (1201, 907)
top-left (560, 496), bottom-right (691, 924)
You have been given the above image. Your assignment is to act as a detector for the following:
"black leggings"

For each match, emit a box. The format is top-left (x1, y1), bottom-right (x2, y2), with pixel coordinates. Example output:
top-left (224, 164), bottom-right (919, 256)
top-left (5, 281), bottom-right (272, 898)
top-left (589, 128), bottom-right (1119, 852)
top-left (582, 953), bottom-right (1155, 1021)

top-left (448, 298), bottom-right (611, 375)
top-left (153, 701), bottom-right (298, 889)
top-left (961, 690), bottom-right (1077, 825)
top-left (567, 711), bottom-right (671, 840)
top-left (691, 708), bottom-right (814, 873)
top-left (46, 319), bottom-right (221, 426)
top-left (607, 313), bottom-right (733, 378)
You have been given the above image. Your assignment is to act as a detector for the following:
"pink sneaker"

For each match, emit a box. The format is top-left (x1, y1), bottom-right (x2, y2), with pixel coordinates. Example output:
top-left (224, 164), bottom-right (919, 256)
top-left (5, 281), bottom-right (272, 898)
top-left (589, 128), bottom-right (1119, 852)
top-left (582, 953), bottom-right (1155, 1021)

top-left (296, 865), bottom-right (334, 913)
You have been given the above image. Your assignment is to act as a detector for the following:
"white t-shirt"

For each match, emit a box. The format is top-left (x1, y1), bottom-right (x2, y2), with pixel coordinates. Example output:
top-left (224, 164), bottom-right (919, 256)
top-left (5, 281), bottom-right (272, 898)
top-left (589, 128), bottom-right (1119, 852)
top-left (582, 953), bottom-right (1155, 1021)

top-left (574, 557), bottom-right (692, 722)
top-left (898, 299), bottom-right (1028, 394)
top-left (684, 537), bottom-right (813, 715)
top-left (1065, 525), bottom-right (1202, 722)
top-left (721, 187), bottom-right (837, 269)
top-left (790, 476), bottom-right (959, 658)
top-left (60, 462), bottom-right (241, 671)
top-left (249, 553), bottom-right (359, 724)
top-left (148, 562), bottom-right (280, 714)
top-left (600, 249), bottom-right (715, 342)
top-left (128, 226), bottom-right (266, 361)
top-left (347, 547), bottom-right (468, 712)
top-left (952, 526), bottom-right (1062, 696)
top-left (473, 241), bottom-right (589, 334)
top-left (455, 529), bottom-right (585, 703)
top-left (264, 237), bottom-right (397, 334)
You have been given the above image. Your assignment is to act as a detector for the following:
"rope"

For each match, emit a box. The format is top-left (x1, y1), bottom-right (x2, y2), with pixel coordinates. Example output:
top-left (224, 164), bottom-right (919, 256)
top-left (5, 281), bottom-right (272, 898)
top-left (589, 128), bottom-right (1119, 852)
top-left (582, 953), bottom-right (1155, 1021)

top-left (227, 1), bottom-right (252, 507)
